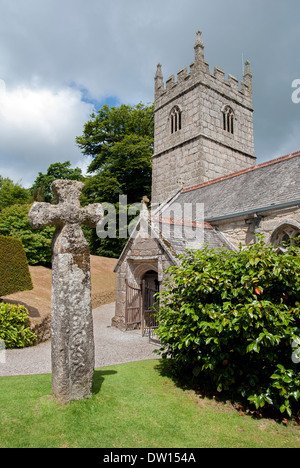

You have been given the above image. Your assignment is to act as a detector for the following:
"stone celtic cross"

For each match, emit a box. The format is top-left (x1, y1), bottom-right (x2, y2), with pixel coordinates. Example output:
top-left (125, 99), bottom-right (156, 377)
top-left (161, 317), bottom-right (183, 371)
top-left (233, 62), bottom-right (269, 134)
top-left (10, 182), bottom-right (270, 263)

top-left (29, 180), bottom-right (103, 403)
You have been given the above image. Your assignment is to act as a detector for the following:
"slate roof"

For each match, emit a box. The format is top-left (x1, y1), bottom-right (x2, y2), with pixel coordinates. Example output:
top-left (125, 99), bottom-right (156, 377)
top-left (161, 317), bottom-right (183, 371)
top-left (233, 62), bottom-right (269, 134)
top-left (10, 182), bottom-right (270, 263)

top-left (116, 151), bottom-right (300, 269)
top-left (154, 220), bottom-right (232, 256)
top-left (159, 151), bottom-right (300, 222)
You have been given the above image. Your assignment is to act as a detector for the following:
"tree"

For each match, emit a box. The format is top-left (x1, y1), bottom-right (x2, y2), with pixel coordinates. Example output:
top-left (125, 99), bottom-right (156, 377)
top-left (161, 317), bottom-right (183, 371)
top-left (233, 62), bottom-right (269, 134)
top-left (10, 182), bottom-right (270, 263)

top-left (76, 102), bottom-right (154, 258)
top-left (76, 102), bottom-right (154, 205)
top-left (31, 161), bottom-right (84, 203)
top-left (0, 204), bottom-right (54, 266)
top-left (0, 176), bottom-right (30, 211)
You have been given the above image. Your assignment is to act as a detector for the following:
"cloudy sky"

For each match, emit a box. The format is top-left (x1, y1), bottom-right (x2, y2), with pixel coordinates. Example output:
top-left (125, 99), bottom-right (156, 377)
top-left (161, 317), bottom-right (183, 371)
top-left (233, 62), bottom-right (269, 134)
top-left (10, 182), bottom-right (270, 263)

top-left (0, 0), bottom-right (299, 187)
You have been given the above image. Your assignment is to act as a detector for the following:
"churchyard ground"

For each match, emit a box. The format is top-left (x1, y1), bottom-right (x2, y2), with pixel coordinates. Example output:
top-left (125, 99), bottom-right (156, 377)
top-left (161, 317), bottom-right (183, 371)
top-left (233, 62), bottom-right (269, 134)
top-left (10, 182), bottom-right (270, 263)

top-left (0, 359), bottom-right (300, 448)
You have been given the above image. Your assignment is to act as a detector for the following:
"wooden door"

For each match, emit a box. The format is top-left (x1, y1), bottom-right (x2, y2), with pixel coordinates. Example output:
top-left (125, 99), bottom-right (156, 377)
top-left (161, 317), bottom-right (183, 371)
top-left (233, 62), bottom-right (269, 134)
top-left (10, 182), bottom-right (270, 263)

top-left (142, 279), bottom-right (159, 336)
top-left (125, 279), bottom-right (141, 329)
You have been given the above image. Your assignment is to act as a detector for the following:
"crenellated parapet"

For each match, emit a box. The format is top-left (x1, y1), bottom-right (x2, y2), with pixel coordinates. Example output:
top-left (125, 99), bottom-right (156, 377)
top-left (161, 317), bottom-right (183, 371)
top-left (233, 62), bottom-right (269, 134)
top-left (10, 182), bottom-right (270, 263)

top-left (155, 31), bottom-right (253, 110)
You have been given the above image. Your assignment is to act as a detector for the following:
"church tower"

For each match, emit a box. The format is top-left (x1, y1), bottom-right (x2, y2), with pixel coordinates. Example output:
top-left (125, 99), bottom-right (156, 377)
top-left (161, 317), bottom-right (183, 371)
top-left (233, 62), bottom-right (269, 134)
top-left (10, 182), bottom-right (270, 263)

top-left (152, 31), bottom-right (256, 206)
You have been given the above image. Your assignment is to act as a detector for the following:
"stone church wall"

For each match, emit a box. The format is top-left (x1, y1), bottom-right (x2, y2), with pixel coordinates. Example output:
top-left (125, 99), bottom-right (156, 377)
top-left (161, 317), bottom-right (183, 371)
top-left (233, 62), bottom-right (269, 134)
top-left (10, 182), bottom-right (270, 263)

top-left (214, 206), bottom-right (300, 249)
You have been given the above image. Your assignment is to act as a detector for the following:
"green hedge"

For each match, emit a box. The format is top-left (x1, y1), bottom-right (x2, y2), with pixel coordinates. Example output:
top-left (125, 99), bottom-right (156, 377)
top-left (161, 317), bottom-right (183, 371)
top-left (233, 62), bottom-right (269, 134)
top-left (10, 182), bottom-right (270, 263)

top-left (0, 235), bottom-right (33, 297)
top-left (157, 239), bottom-right (300, 417)
top-left (0, 303), bottom-right (37, 348)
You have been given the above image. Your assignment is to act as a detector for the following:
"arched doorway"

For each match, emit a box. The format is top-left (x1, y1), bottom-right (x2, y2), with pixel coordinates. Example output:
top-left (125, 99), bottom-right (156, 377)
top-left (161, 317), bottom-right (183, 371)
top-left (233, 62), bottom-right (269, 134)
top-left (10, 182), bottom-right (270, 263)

top-left (141, 270), bottom-right (159, 336)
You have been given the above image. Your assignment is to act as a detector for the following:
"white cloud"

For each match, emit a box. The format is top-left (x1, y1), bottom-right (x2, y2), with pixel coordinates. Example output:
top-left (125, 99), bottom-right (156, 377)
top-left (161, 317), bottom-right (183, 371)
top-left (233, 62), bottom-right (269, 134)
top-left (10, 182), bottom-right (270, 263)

top-left (75, 155), bottom-right (94, 177)
top-left (0, 80), bottom-right (94, 186)
top-left (0, 0), bottom-right (299, 186)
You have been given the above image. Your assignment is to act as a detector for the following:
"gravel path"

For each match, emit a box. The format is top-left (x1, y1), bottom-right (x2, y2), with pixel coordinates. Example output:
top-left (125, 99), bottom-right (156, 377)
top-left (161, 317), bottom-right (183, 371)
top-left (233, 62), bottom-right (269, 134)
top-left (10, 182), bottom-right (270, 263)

top-left (0, 303), bottom-right (160, 377)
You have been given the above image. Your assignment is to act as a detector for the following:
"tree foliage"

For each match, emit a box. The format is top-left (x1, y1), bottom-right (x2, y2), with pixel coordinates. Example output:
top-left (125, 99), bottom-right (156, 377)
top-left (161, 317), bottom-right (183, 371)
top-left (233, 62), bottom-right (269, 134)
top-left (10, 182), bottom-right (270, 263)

top-left (157, 239), bottom-right (300, 417)
top-left (0, 204), bottom-right (54, 266)
top-left (76, 102), bottom-right (154, 205)
top-left (31, 161), bottom-right (84, 203)
top-left (0, 176), bottom-right (30, 211)
top-left (76, 102), bottom-right (154, 258)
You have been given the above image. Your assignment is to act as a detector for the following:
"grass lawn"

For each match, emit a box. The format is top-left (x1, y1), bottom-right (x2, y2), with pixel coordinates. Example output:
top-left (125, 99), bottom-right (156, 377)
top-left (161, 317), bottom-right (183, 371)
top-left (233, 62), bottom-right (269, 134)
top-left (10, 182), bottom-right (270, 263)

top-left (0, 359), bottom-right (299, 448)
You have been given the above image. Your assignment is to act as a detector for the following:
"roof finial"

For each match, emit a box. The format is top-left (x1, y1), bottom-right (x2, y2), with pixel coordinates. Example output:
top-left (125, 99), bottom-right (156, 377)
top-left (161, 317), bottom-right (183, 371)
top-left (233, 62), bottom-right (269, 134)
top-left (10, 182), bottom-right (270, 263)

top-left (243, 60), bottom-right (253, 93)
top-left (195, 30), bottom-right (204, 48)
top-left (194, 30), bottom-right (205, 63)
top-left (140, 196), bottom-right (150, 232)
top-left (155, 63), bottom-right (164, 97)
top-left (244, 60), bottom-right (252, 79)
top-left (141, 195), bottom-right (150, 205)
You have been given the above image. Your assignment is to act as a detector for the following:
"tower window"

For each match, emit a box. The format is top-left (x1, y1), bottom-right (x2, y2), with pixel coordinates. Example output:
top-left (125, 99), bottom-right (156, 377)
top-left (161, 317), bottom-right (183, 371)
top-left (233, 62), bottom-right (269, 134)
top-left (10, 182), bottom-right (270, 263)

top-left (170, 106), bottom-right (182, 134)
top-left (223, 106), bottom-right (234, 134)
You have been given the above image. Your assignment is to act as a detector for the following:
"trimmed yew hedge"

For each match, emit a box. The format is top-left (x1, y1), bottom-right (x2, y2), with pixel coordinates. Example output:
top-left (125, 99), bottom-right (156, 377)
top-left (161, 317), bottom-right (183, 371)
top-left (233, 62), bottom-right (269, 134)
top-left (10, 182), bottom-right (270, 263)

top-left (0, 235), bottom-right (33, 297)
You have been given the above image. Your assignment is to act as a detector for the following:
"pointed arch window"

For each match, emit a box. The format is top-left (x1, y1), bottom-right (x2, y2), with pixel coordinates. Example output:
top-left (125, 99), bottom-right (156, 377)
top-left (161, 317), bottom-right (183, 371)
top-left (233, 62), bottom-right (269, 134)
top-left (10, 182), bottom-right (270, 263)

top-left (223, 106), bottom-right (234, 134)
top-left (170, 106), bottom-right (182, 134)
top-left (271, 223), bottom-right (300, 253)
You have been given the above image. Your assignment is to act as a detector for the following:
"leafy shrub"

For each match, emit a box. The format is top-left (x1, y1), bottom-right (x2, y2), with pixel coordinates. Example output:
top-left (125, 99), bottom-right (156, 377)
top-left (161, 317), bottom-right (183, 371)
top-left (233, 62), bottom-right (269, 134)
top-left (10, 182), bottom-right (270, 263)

top-left (0, 235), bottom-right (33, 297)
top-left (157, 239), bottom-right (300, 417)
top-left (0, 204), bottom-right (54, 265)
top-left (0, 303), bottom-right (37, 348)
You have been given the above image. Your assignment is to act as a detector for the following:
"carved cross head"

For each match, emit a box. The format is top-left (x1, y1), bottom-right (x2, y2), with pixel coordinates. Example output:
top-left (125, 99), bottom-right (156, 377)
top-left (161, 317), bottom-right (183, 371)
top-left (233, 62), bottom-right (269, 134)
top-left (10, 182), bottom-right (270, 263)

top-left (29, 179), bottom-right (103, 231)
